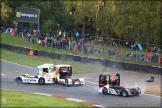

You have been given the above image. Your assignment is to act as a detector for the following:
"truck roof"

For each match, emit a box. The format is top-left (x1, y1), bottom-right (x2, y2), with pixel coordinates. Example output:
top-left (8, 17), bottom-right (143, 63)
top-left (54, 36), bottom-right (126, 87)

top-left (100, 72), bottom-right (117, 76)
top-left (37, 64), bottom-right (54, 68)
top-left (55, 64), bottom-right (71, 68)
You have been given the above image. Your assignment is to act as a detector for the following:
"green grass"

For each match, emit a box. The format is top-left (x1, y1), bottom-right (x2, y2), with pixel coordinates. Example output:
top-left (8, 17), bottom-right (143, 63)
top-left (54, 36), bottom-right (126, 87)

top-left (1, 89), bottom-right (94, 107)
top-left (1, 33), bottom-right (161, 67)
top-left (1, 49), bottom-right (112, 73)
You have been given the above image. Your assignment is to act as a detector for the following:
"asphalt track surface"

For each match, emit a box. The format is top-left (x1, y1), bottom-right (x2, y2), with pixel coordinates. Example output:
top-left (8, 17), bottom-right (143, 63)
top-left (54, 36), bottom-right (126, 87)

top-left (1, 60), bottom-right (161, 108)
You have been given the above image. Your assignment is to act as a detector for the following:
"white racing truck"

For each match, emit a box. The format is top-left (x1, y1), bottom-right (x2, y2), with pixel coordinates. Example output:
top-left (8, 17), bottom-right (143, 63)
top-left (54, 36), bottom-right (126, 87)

top-left (14, 64), bottom-right (85, 86)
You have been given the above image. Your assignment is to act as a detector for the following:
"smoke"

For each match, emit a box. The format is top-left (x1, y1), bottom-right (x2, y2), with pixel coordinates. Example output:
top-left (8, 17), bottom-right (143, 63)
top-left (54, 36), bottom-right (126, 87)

top-left (90, 87), bottom-right (100, 94)
top-left (123, 80), bottom-right (146, 94)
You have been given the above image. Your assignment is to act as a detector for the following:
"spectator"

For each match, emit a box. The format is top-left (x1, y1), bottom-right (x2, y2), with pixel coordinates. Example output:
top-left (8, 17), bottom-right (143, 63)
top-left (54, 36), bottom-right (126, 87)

top-left (63, 30), bottom-right (66, 36)
top-left (56, 38), bottom-right (61, 49)
top-left (98, 37), bottom-right (103, 44)
top-left (59, 30), bottom-right (62, 37)
top-left (44, 35), bottom-right (48, 46)
top-left (81, 33), bottom-right (85, 42)
top-left (37, 29), bottom-right (40, 36)
top-left (49, 29), bottom-right (52, 37)
top-left (27, 32), bottom-right (31, 42)
top-left (75, 31), bottom-right (79, 43)
top-left (61, 35), bottom-right (69, 50)
top-left (151, 46), bottom-right (154, 52)
top-left (33, 30), bottom-right (36, 36)
top-left (69, 31), bottom-right (72, 40)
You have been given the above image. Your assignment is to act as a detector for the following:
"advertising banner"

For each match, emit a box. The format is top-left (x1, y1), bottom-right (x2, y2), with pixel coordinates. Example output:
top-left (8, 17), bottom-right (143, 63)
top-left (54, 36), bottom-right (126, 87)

top-left (16, 7), bottom-right (40, 23)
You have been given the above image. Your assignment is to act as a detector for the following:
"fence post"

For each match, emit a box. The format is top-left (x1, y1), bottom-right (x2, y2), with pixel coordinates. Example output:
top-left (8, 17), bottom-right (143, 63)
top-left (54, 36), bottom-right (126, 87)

top-left (136, 49), bottom-right (137, 61)
top-left (120, 46), bottom-right (122, 60)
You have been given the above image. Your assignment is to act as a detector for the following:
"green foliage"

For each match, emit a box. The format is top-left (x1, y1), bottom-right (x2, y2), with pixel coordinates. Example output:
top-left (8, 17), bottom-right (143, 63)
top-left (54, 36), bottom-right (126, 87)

top-left (1, 0), bottom-right (161, 45)
top-left (1, 2), bottom-right (12, 23)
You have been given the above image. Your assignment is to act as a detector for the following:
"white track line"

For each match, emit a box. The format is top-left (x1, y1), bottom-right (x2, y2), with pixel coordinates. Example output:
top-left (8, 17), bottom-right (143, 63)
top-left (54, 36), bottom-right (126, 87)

top-left (85, 81), bottom-right (98, 84)
top-left (1, 59), bottom-right (35, 69)
top-left (1, 74), bottom-right (6, 76)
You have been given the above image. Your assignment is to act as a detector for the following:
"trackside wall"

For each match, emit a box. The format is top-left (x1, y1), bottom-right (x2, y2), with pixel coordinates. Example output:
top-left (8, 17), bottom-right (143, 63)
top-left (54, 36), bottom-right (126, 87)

top-left (1, 43), bottom-right (161, 75)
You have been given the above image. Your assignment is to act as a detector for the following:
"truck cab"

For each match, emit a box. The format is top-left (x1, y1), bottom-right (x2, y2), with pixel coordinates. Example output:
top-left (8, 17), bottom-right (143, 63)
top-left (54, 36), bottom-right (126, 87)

top-left (53, 64), bottom-right (84, 86)
top-left (36, 64), bottom-right (55, 84)
top-left (37, 64), bottom-right (55, 78)
top-left (99, 73), bottom-right (120, 87)
top-left (53, 65), bottom-right (72, 83)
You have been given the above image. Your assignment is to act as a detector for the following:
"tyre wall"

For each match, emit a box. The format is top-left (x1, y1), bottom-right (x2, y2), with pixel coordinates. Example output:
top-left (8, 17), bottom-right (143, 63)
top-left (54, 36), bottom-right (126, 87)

top-left (1, 44), bottom-right (161, 75)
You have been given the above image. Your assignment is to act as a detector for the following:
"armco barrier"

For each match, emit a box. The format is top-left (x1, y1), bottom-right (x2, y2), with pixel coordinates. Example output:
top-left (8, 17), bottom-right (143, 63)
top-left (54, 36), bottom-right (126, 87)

top-left (73, 55), bottom-right (81, 62)
top-left (60, 54), bottom-right (68, 61)
top-left (0, 44), bottom-right (32, 55)
top-left (65, 54), bottom-right (74, 62)
top-left (1, 43), bottom-right (161, 75)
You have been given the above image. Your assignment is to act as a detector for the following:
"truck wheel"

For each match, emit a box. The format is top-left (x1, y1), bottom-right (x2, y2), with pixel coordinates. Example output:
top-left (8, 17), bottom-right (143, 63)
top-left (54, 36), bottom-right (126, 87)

top-left (65, 80), bottom-right (69, 86)
top-left (16, 77), bottom-right (23, 84)
top-left (53, 78), bottom-right (58, 84)
top-left (122, 90), bottom-right (128, 97)
top-left (80, 81), bottom-right (83, 86)
top-left (102, 87), bottom-right (108, 95)
top-left (39, 78), bottom-right (45, 85)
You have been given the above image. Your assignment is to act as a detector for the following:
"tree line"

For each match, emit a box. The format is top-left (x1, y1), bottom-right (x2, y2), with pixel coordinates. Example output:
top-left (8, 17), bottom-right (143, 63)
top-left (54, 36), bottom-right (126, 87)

top-left (1, 0), bottom-right (161, 46)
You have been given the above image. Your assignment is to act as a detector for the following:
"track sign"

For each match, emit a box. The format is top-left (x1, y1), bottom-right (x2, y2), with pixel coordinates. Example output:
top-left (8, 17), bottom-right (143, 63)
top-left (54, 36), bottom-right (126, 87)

top-left (16, 7), bottom-right (40, 23)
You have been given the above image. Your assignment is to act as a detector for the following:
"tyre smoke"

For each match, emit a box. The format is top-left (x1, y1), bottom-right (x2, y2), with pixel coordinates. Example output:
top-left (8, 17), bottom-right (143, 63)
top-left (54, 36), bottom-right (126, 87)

top-left (123, 80), bottom-right (146, 94)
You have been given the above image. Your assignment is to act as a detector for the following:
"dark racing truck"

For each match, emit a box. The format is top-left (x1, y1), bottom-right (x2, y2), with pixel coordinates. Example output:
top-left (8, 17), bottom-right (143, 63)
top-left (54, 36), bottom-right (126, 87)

top-left (98, 73), bottom-right (141, 97)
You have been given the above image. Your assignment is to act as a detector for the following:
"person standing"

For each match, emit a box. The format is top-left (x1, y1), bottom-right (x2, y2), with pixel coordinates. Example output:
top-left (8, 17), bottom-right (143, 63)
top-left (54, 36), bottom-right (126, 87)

top-left (49, 29), bottom-right (52, 37)
top-left (75, 31), bottom-right (79, 44)
top-left (69, 31), bottom-right (72, 40)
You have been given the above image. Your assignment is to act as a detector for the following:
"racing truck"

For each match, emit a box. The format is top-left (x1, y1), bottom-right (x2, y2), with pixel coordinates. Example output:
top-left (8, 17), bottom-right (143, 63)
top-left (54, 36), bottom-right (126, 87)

top-left (14, 64), bottom-right (84, 86)
top-left (53, 64), bottom-right (85, 86)
top-left (98, 73), bottom-right (141, 97)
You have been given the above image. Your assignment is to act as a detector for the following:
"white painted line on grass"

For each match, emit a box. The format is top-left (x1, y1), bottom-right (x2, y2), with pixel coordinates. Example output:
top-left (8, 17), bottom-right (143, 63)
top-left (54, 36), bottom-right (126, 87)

top-left (66, 98), bottom-right (84, 102)
top-left (33, 93), bottom-right (51, 96)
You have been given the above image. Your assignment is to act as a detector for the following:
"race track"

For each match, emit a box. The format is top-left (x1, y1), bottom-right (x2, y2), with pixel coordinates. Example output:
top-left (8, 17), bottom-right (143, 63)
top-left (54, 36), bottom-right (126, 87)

top-left (1, 60), bottom-right (161, 107)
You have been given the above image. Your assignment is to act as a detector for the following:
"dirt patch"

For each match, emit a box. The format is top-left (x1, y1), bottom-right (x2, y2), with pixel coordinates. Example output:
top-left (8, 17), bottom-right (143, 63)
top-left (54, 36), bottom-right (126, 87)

top-left (145, 86), bottom-right (161, 97)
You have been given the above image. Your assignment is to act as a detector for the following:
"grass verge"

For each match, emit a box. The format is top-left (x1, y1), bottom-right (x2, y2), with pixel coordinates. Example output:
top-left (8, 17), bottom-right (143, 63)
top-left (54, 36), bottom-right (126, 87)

top-left (1, 89), bottom-right (94, 107)
top-left (1, 49), bottom-right (111, 73)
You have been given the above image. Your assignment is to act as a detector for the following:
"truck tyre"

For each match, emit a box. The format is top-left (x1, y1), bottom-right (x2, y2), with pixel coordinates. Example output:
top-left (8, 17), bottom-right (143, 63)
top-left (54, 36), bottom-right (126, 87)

top-left (80, 81), bottom-right (83, 86)
top-left (122, 90), bottom-right (129, 97)
top-left (16, 77), bottom-right (23, 84)
top-left (102, 87), bottom-right (108, 95)
top-left (65, 80), bottom-right (69, 86)
top-left (39, 78), bottom-right (45, 85)
top-left (53, 78), bottom-right (58, 84)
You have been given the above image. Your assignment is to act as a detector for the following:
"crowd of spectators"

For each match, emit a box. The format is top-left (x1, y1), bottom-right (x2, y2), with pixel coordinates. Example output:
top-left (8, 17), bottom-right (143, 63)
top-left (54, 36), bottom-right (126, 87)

top-left (4, 26), bottom-right (161, 64)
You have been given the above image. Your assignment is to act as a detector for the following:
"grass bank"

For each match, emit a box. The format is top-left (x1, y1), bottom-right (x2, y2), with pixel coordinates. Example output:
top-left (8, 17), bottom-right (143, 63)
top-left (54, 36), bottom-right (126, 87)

top-left (1, 33), bottom-right (161, 67)
top-left (1, 89), bottom-right (94, 107)
top-left (1, 49), bottom-right (111, 73)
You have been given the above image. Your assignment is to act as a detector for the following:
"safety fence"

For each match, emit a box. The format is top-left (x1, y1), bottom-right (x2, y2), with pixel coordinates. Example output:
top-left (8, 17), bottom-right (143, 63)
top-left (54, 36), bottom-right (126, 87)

top-left (1, 43), bottom-right (161, 75)
top-left (26, 35), bottom-right (162, 66)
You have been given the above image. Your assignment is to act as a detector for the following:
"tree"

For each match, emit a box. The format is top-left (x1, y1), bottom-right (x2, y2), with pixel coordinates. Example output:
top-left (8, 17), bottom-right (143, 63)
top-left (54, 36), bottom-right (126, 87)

top-left (1, 2), bottom-right (12, 23)
top-left (98, 0), bottom-right (116, 40)
top-left (114, 0), bottom-right (161, 47)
